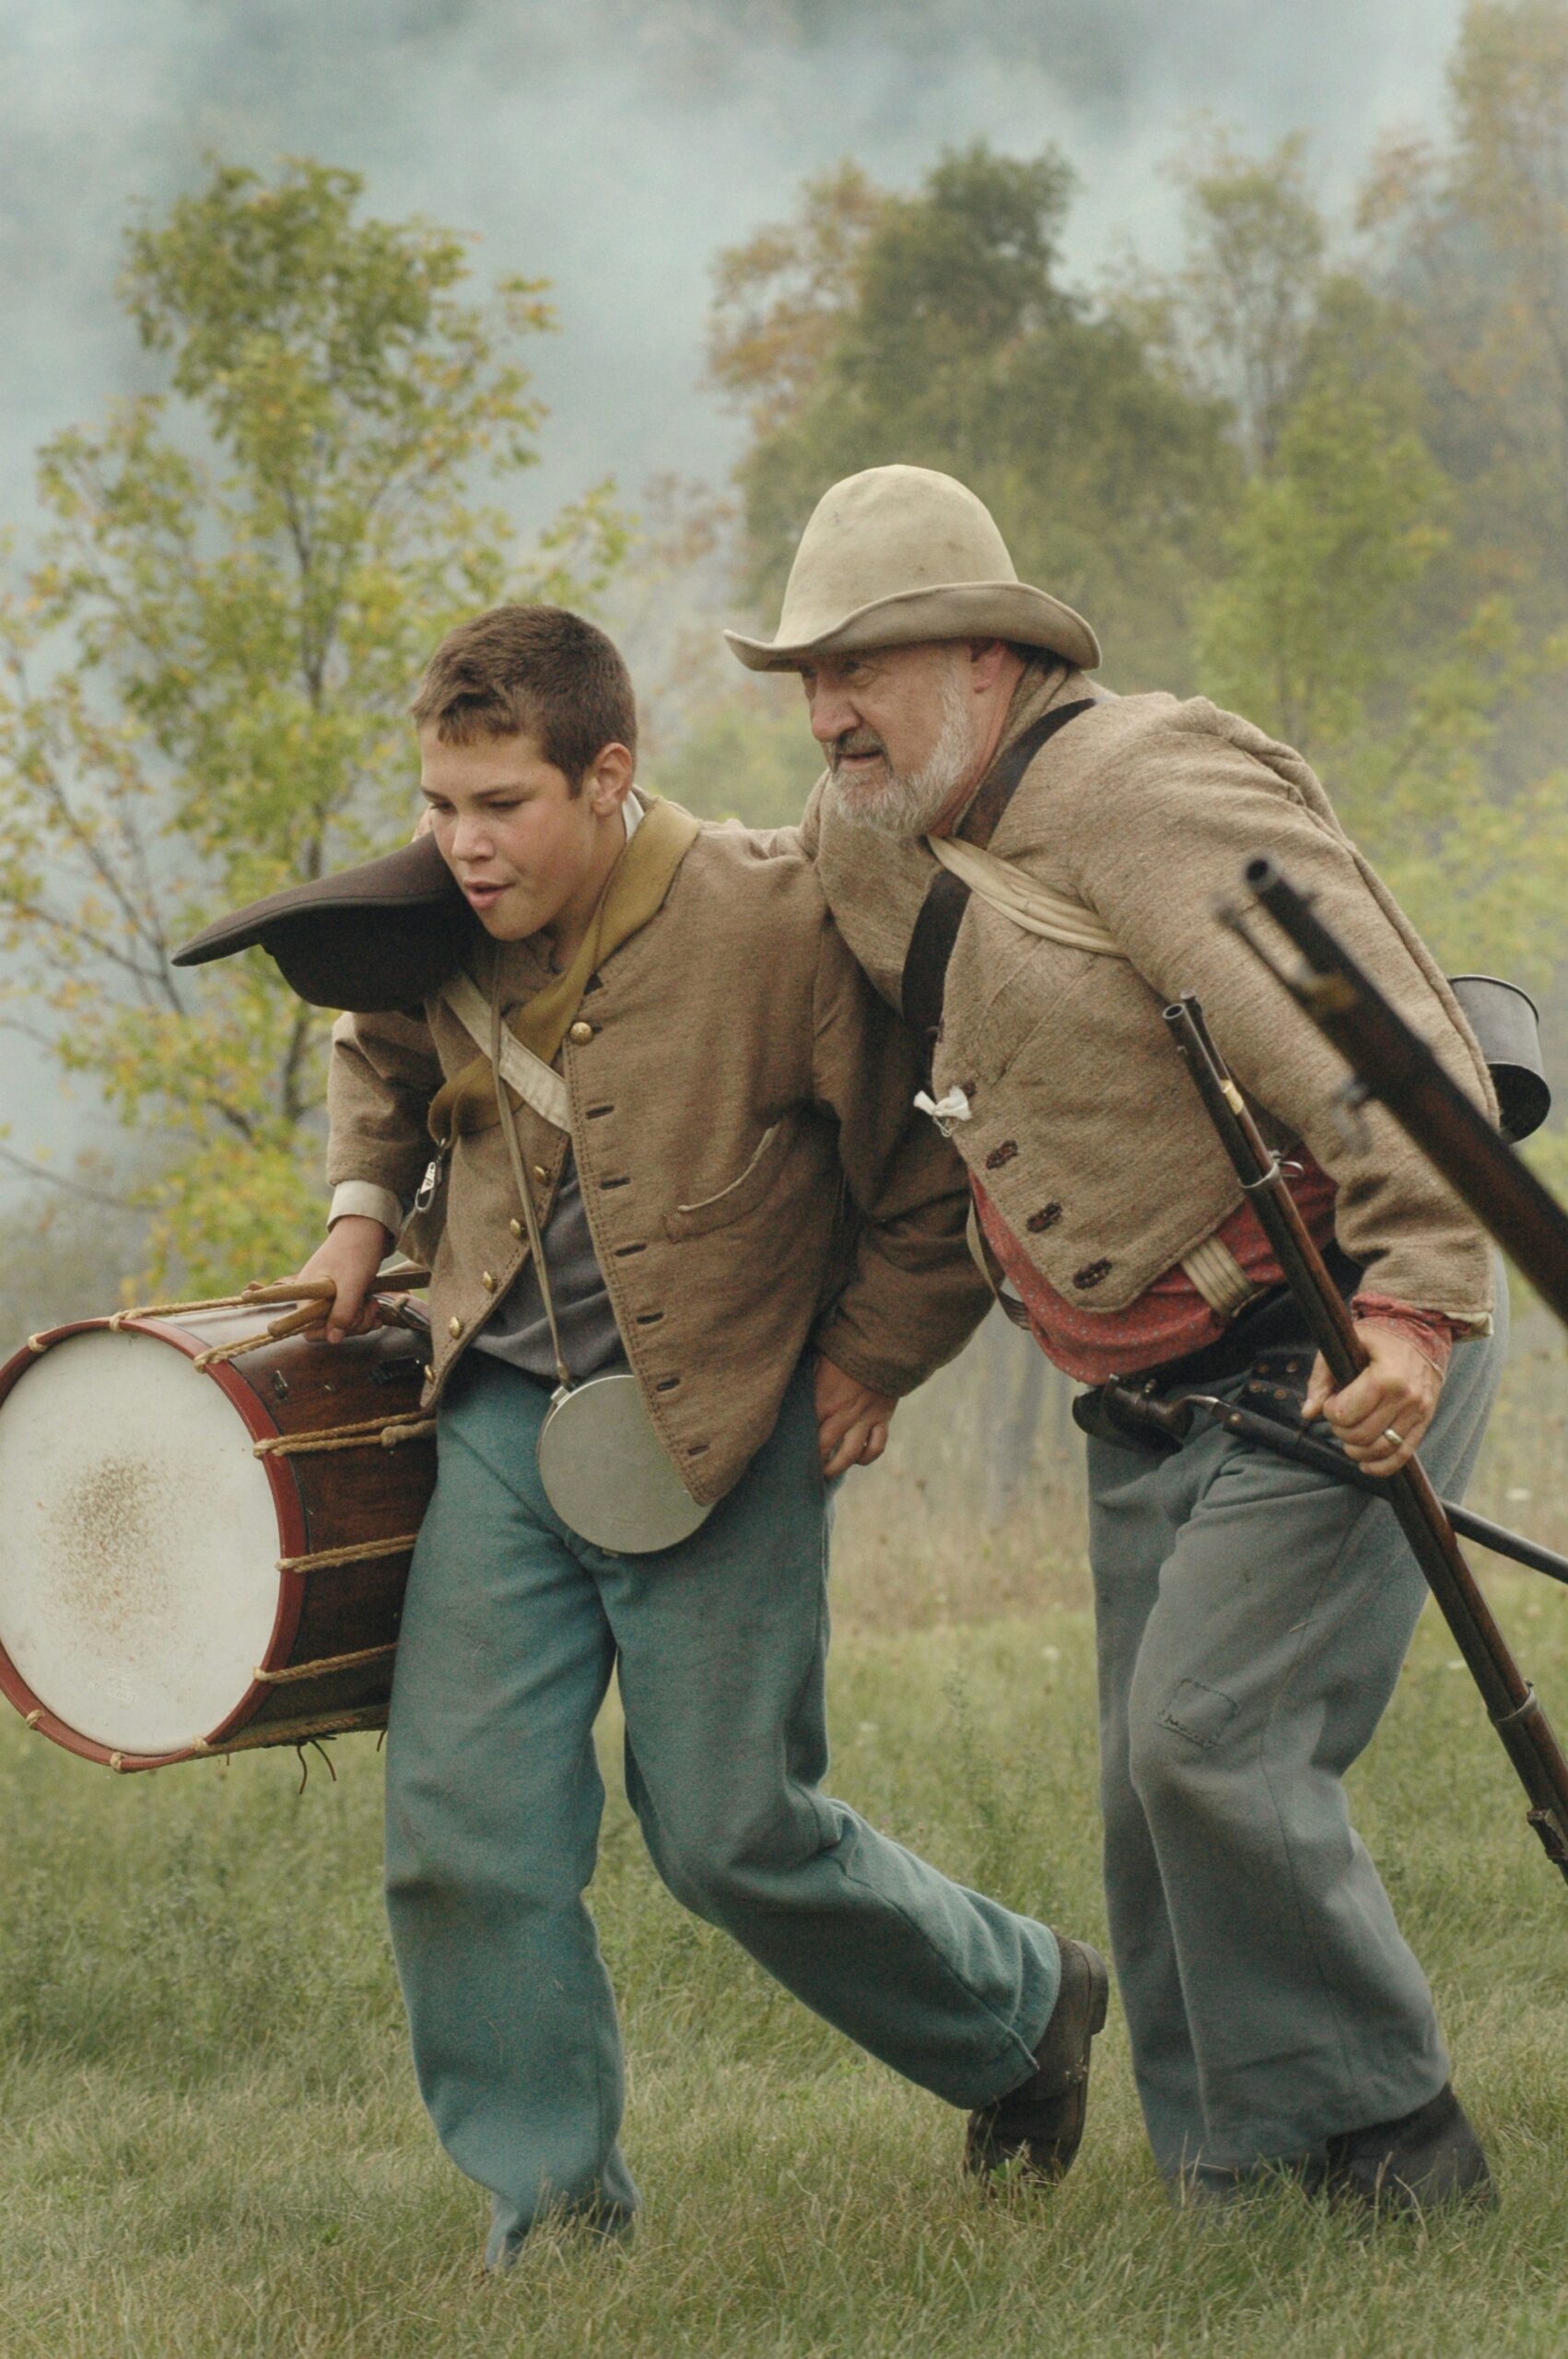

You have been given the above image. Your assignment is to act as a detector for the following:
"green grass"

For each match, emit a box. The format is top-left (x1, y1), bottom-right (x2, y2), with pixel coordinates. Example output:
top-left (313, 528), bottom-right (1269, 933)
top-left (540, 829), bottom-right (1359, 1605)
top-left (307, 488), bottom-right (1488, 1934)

top-left (3, 1559), bottom-right (1567, 2357)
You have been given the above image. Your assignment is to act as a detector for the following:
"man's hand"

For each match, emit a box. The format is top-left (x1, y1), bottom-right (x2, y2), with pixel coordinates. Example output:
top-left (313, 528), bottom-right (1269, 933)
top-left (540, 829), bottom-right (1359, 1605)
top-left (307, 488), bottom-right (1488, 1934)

top-left (296, 1215), bottom-right (392, 1344)
top-left (1302, 1323), bottom-right (1443, 1478)
top-left (814, 1356), bottom-right (896, 1479)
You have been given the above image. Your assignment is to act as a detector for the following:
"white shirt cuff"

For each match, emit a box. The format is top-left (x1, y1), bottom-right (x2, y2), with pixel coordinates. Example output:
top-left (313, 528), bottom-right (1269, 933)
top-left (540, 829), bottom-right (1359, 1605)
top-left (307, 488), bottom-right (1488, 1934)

top-left (328, 1181), bottom-right (404, 1238)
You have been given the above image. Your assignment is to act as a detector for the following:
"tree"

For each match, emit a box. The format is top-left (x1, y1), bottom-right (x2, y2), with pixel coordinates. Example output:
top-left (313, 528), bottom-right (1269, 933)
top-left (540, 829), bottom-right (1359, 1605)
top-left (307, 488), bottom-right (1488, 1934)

top-left (0, 158), bottom-right (625, 1293)
top-left (707, 161), bottom-right (886, 436)
top-left (710, 144), bottom-right (1239, 688)
top-left (1361, 2), bottom-right (1568, 618)
top-left (1118, 128), bottom-right (1328, 473)
top-left (1197, 339), bottom-right (1568, 991)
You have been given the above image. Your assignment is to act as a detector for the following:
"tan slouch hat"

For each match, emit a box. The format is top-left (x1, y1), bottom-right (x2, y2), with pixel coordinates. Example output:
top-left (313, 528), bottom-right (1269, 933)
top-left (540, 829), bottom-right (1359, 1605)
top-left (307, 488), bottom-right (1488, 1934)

top-left (724, 464), bottom-right (1100, 674)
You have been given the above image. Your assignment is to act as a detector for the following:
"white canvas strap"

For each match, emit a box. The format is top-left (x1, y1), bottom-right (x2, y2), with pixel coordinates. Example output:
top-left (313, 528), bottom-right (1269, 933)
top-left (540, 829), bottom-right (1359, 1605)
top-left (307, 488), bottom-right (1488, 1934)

top-left (440, 969), bottom-right (572, 1133)
top-left (1180, 1232), bottom-right (1263, 1320)
top-left (924, 834), bottom-right (1126, 958)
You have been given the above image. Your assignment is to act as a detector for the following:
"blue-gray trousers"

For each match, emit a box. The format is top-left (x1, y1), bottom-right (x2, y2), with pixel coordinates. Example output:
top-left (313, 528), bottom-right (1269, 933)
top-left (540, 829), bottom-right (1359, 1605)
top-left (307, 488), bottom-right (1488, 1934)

top-left (1085, 1302), bottom-right (1505, 2179)
top-left (384, 1358), bottom-right (1059, 2261)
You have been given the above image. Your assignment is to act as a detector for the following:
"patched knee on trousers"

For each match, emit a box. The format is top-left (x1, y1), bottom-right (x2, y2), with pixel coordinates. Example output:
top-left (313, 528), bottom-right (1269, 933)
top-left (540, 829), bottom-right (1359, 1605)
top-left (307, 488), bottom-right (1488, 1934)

top-left (1158, 1678), bottom-right (1239, 1750)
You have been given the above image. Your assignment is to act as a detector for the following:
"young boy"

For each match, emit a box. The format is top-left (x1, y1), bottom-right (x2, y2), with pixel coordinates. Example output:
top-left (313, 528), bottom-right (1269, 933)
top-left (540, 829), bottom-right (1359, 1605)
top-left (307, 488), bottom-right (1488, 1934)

top-left (286, 604), bottom-right (1106, 2264)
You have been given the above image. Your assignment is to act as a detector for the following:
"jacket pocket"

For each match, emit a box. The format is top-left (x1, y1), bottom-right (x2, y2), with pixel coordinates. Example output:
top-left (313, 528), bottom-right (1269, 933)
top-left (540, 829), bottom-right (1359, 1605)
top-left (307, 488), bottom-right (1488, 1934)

top-left (663, 1121), bottom-right (792, 1240)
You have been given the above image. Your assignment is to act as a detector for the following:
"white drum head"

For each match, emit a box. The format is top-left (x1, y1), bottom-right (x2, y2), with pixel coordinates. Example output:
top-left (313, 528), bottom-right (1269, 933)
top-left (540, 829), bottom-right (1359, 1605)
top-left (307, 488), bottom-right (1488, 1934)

top-left (0, 1329), bottom-right (284, 1754)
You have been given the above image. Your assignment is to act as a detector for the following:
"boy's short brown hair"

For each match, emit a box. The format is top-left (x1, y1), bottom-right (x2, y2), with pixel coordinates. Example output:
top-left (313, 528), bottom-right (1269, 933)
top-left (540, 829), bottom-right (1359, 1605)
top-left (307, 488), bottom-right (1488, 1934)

top-left (411, 604), bottom-right (637, 786)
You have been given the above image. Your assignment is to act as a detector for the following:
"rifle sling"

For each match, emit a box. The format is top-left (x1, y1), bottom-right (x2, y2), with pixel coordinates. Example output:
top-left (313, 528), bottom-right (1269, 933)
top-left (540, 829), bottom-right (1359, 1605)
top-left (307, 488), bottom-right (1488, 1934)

top-left (899, 698), bottom-right (1095, 1070)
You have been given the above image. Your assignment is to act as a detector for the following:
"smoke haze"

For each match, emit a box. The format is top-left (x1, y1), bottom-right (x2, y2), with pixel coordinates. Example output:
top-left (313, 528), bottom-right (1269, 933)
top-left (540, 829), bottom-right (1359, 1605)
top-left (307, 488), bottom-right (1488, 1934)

top-left (1, 0), bottom-right (1467, 1160)
top-left (3, 0), bottom-right (1465, 522)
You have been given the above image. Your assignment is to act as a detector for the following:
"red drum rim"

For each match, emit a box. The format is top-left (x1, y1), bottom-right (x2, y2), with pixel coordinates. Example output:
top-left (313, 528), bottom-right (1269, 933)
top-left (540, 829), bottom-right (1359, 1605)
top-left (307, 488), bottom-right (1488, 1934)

top-left (0, 1315), bottom-right (309, 1773)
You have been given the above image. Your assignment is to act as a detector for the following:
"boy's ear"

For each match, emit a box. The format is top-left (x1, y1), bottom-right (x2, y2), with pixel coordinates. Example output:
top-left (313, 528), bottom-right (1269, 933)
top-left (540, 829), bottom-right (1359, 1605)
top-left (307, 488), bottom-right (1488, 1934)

top-left (584, 741), bottom-right (635, 812)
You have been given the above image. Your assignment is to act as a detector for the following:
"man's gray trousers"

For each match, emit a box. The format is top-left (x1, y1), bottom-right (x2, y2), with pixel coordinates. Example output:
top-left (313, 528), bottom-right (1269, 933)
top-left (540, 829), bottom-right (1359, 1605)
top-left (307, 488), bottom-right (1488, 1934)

top-left (384, 1356), bottom-right (1059, 2261)
top-left (1085, 1303), bottom-right (1506, 2181)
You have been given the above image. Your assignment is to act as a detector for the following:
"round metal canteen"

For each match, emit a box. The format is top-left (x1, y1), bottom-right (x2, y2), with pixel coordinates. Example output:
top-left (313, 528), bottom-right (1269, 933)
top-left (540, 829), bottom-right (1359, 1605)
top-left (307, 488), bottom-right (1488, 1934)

top-left (1449, 974), bottom-right (1551, 1144)
top-left (536, 1371), bottom-right (712, 1555)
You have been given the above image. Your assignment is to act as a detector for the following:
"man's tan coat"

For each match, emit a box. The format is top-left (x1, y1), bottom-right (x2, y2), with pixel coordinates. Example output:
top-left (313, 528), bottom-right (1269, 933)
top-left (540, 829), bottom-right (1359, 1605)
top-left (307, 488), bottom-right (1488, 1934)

top-left (803, 662), bottom-right (1496, 1329)
top-left (327, 818), bottom-right (989, 1506)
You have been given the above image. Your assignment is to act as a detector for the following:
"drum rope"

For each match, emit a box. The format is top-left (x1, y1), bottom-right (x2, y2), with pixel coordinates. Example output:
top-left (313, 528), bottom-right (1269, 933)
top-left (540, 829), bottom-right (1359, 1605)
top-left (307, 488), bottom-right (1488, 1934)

top-left (252, 1410), bottom-right (436, 1457)
top-left (182, 1703), bottom-right (391, 1764)
top-left (276, 1533), bottom-right (421, 1574)
top-left (103, 1270), bottom-right (432, 1331)
top-left (253, 1640), bottom-right (399, 1686)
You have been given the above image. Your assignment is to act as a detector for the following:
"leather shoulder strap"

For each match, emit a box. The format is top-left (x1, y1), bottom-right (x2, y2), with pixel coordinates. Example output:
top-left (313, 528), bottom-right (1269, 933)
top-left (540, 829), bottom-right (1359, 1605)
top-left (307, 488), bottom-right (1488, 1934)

top-left (899, 698), bottom-right (1095, 1066)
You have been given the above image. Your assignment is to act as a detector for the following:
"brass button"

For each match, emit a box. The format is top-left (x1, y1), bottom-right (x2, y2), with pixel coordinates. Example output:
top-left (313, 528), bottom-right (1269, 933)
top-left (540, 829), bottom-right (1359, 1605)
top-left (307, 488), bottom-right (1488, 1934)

top-left (448, 1315), bottom-right (463, 1338)
top-left (481, 1271), bottom-right (496, 1293)
top-left (533, 1164), bottom-right (548, 1183)
top-left (509, 1217), bottom-right (522, 1238)
top-left (568, 1020), bottom-right (593, 1045)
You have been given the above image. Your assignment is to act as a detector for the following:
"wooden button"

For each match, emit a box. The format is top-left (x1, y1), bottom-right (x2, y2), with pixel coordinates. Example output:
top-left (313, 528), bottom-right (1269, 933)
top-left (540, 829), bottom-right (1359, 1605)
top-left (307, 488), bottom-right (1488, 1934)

top-left (448, 1315), bottom-right (463, 1337)
top-left (568, 1020), bottom-right (594, 1044)
top-left (509, 1217), bottom-right (522, 1238)
top-left (481, 1272), bottom-right (496, 1293)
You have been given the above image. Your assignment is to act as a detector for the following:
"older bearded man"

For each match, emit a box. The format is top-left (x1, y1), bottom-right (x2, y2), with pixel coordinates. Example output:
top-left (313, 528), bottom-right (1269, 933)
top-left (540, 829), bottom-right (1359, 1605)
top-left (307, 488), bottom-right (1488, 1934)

top-left (728, 464), bottom-right (1506, 2211)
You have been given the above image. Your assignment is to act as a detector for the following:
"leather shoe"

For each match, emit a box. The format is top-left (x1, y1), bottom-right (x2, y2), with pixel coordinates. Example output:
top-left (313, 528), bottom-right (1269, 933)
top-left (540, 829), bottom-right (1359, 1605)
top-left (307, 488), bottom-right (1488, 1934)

top-left (965, 1938), bottom-right (1109, 2182)
top-left (1323, 2083), bottom-right (1494, 2214)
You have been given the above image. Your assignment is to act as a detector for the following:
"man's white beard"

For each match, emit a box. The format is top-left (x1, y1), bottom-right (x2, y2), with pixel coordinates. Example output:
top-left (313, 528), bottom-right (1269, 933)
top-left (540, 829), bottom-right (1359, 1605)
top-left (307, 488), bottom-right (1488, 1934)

top-left (827, 669), bottom-right (978, 839)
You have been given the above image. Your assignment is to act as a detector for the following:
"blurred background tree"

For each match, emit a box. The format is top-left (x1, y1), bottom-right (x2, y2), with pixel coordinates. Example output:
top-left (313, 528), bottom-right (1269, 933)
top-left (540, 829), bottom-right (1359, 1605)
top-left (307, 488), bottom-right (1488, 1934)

top-left (0, 158), bottom-right (625, 1292)
top-left (6, 1), bottom-right (1568, 1492)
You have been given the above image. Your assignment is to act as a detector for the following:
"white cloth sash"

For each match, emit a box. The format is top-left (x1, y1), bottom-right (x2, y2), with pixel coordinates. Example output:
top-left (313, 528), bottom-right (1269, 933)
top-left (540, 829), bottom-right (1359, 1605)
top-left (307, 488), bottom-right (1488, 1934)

top-left (440, 970), bottom-right (572, 1134)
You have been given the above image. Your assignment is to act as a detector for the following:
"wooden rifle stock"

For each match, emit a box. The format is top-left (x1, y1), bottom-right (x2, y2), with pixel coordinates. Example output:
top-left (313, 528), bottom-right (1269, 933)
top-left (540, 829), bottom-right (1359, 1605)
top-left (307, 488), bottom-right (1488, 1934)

top-left (1237, 857), bottom-right (1568, 1328)
top-left (1165, 992), bottom-right (1568, 1886)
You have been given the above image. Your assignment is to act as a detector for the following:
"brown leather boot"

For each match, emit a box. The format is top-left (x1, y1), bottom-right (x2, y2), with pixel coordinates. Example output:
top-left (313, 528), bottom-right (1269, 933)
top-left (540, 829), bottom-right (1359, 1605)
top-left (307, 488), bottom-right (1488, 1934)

top-left (964, 1938), bottom-right (1110, 2182)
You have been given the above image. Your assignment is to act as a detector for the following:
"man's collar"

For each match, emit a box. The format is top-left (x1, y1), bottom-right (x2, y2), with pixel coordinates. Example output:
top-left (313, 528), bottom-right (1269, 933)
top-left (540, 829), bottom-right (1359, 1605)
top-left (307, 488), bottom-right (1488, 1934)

top-left (940, 657), bottom-right (1079, 837)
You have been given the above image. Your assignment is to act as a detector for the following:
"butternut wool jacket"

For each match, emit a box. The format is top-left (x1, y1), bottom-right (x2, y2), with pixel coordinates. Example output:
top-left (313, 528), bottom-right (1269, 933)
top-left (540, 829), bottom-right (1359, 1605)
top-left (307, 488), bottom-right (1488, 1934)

top-left (326, 814), bottom-right (991, 1507)
top-left (802, 662), bottom-right (1497, 1331)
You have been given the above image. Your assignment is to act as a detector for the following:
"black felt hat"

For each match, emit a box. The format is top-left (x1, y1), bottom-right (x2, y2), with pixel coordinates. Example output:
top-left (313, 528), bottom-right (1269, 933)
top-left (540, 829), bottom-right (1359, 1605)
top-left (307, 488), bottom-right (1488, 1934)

top-left (171, 834), bottom-right (476, 1012)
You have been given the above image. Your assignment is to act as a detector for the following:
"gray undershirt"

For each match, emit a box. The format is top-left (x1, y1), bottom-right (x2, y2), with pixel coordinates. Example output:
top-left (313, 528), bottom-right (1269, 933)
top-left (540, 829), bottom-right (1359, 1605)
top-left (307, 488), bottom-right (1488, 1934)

top-left (473, 1148), bottom-right (626, 1384)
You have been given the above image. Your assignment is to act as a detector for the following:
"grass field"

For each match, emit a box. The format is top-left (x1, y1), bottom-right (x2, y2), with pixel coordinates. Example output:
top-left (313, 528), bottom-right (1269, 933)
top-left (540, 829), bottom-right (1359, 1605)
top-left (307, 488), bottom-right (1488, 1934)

top-left (3, 1434), bottom-right (1568, 2359)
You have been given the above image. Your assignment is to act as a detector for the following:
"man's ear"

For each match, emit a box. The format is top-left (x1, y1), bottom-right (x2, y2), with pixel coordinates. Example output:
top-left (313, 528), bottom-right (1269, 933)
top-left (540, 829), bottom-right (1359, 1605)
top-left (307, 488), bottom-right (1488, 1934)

top-left (967, 638), bottom-right (1012, 691)
top-left (583, 741), bottom-right (635, 814)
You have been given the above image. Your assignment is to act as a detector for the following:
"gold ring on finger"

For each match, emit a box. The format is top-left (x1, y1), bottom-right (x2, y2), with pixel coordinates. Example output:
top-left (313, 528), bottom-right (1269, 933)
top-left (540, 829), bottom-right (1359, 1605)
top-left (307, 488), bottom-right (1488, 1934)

top-left (1381, 1426), bottom-right (1404, 1449)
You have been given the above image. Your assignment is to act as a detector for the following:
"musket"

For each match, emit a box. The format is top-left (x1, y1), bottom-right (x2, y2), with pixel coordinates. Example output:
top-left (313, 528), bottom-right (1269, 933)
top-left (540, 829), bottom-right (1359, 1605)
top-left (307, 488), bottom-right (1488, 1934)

top-left (1100, 1379), bottom-right (1568, 1587)
top-left (1165, 992), bottom-right (1568, 1886)
top-left (1224, 857), bottom-right (1568, 1329)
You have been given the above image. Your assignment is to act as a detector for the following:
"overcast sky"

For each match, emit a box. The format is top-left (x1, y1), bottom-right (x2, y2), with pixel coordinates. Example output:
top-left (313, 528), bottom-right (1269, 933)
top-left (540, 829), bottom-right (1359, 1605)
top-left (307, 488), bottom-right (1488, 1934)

top-left (1, 0), bottom-right (1468, 1161)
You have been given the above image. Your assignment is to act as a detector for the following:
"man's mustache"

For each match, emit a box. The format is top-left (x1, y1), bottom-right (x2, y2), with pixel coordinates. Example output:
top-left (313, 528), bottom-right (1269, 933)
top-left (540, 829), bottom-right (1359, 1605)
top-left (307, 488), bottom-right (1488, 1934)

top-left (831, 728), bottom-right (885, 767)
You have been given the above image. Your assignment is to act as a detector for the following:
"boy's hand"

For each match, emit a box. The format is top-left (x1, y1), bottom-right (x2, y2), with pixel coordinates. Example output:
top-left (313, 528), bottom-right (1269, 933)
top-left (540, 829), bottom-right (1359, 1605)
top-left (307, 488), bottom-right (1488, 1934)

top-left (295, 1215), bottom-right (392, 1344)
top-left (1301, 1323), bottom-right (1443, 1477)
top-left (814, 1356), bottom-right (896, 1478)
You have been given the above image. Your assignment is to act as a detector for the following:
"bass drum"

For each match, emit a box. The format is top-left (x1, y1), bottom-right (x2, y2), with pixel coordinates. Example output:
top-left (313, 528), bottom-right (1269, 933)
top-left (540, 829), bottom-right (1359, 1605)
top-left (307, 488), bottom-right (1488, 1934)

top-left (0, 1299), bottom-right (436, 1772)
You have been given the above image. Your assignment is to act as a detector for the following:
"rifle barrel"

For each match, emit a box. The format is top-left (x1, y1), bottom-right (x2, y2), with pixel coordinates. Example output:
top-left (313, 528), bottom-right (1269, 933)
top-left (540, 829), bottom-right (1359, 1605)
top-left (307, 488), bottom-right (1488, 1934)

top-left (1115, 1387), bottom-right (1568, 1588)
top-left (1244, 857), bottom-right (1568, 1328)
top-left (1164, 993), bottom-right (1568, 1886)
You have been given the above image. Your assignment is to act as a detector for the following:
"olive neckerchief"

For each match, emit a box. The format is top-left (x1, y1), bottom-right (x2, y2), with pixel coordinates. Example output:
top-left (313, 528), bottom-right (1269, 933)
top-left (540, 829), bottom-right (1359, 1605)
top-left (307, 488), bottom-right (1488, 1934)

top-left (427, 795), bottom-right (700, 1144)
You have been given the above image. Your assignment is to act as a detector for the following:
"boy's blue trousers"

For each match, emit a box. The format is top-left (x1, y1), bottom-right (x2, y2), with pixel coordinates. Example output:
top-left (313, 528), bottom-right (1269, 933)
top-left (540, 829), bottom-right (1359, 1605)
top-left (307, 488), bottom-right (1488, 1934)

top-left (384, 1357), bottom-right (1060, 2262)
